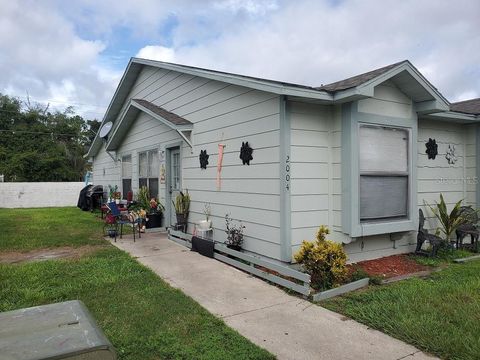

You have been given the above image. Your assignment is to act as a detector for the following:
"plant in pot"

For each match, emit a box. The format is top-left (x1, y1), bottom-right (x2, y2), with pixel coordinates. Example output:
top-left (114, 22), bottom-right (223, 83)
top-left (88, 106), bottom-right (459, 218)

top-left (225, 213), bottom-right (245, 251)
top-left (147, 197), bottom-right (165, 228)
top-left (198, 203), bottom-right (212, 231)
top-left (113, 192), bottom-right (122, 204)
top-left (108, 185), bottom-right (118, 202)
top-left (173, 190), bottom-right (190, 227)
top-left (137, 186), bottom-right (164, 229)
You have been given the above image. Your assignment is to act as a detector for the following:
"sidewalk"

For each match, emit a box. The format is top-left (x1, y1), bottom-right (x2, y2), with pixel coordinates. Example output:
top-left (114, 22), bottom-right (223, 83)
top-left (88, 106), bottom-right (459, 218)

top-left (110, 232), bottom-right (436, 360)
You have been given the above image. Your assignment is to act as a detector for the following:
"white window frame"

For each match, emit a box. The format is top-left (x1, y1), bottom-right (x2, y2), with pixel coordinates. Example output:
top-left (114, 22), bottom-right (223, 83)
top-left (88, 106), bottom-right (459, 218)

top-left (138, 149), bottom-right (159, 199)
top-left (341, 102), bottom-right (418, 237)
top-left (121, 154), bottom-right (132, 199)
top-left (359, 124), bottom-right (410, 222)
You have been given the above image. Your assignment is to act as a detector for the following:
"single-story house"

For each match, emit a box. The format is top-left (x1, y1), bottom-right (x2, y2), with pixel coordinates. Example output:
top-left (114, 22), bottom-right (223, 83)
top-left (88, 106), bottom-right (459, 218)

top-left (86, 58), bottom-right (480, 263)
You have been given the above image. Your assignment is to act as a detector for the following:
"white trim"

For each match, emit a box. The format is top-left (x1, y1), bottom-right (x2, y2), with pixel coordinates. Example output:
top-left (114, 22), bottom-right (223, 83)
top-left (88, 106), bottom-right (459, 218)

top-left (132, 58), bottom-right (333, 102)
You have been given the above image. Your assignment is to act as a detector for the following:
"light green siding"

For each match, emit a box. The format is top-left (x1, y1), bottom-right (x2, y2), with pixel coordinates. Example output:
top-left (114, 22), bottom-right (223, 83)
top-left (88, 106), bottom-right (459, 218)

top-left (93, 65), bottom-right (283, 260)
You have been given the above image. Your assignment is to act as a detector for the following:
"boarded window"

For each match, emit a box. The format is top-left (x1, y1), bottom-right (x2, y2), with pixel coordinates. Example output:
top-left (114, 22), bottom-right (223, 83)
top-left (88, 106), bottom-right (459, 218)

top-left (359, 125), bottom-right (409, 221)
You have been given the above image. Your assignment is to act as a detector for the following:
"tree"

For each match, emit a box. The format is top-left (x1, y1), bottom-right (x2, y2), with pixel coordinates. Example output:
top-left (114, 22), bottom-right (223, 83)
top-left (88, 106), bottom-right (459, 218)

top-left (0, 93), bottom-right (99, 182)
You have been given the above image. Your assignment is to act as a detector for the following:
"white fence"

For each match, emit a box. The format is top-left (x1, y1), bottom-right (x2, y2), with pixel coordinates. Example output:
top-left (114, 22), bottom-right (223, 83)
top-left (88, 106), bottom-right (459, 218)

top-left (0, 182), bottom-right (85, 208)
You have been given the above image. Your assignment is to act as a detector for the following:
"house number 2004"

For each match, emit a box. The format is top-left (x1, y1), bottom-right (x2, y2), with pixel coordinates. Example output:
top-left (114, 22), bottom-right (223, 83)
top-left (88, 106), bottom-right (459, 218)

top-left (285, 155), bottom-right (290, 191)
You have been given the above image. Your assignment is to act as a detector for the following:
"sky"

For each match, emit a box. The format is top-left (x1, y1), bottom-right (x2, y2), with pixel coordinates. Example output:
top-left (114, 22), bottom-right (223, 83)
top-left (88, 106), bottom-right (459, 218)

top-left (0, 0), bottom-right (479, 120)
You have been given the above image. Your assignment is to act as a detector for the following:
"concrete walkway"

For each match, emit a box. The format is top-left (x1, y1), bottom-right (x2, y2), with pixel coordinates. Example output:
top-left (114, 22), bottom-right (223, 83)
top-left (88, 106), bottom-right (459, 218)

top-left (110, 232), bottom-right (436, 360)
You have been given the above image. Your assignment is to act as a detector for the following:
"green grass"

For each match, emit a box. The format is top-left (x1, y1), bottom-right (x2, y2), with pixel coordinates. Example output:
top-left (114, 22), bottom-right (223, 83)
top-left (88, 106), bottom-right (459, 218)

top-left (412, 248), bottom-right (474, 267)
top-left (0, 207), bottom-right (105, 250)
top-left (0, 207), bottom-right (274, 360)
top-left (323, 260), bottom-right (480, 360)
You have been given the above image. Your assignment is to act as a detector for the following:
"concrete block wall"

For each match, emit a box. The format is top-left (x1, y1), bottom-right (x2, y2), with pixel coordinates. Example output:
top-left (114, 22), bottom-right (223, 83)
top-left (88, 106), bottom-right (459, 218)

top-left (0, 182), bottom-right (85, 208)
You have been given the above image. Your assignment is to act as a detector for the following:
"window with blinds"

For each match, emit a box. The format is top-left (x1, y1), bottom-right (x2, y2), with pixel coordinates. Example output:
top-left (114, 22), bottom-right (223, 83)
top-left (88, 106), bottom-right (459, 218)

top-left (359, 125), bottom-right (409, 221)
top-left (138, 149), bottom-right (159, 199)
top-left (121, 155), bottom-right (132, 199)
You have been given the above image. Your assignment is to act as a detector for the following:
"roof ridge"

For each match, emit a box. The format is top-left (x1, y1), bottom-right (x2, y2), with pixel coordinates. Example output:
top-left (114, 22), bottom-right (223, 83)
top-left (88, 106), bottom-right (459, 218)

top-left (451, 97), bottom-right (480, 104)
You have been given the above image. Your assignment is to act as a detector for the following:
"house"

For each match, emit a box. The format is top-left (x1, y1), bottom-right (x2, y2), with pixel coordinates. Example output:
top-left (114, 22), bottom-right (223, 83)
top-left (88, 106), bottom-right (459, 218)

top-left (86, 58), bottom-right (480, 263)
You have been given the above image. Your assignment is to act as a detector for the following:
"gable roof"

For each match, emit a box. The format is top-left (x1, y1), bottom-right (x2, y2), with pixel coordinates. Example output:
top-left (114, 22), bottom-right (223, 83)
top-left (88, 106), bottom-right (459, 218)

top-left (87, 58), bottom-right (475, 158)
top-left (450, 98), bottom-right (480, 115)
top-left (131, 99), bottom-right (192, 126)
top-left (318, 60), bottom-right (407, 92)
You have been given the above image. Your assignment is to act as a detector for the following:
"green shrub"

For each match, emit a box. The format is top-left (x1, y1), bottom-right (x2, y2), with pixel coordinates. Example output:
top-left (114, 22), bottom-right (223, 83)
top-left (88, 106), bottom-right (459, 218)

top-left (294, 225), bottom-right (348, 290)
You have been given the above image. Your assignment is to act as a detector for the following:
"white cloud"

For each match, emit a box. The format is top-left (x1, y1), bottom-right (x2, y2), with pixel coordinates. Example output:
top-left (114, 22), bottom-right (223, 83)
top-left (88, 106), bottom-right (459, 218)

top-left (0, 0), bottom-right (479, 117)
top-left (0, 0), bottom-right (114, 118)
top-left (136, 46), bottom-right (176, 63)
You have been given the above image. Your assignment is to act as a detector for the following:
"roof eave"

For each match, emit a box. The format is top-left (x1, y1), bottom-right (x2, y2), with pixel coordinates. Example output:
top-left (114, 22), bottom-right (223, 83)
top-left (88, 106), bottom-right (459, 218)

top-left (332, 61), bottom-right (450, 113)
top-left (424, 111), bottom-right (479, 123)
top-left (86, 58), bottom-right (140, 158)
top-left (131, 58), bottom-right (333, 101)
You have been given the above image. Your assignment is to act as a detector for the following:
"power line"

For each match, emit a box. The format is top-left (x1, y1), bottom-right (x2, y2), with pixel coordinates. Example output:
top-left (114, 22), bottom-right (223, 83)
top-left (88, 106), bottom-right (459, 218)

top-left (0, 129), bottom-right (84, 136)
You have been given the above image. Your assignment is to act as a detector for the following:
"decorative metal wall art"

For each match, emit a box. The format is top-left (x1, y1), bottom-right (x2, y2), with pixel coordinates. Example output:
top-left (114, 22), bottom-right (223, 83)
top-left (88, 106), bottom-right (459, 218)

top-left (445, 144), bottom-right (457, 165)
top-left (199, 149), bottom-right (209, 169)
top-left (425, 138), bottom-right (438, 159)
top-left (240, 141), bottom-right (253, 165)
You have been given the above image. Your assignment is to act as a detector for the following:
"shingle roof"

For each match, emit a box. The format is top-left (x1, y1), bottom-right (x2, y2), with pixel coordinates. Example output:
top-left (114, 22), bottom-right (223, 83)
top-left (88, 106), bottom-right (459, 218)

top-left (450, 98), bottom-right (480, 115)
top-left (132, 99), bottom-right (193, 126)
top-left (317, 60), bottom-right (408, 93)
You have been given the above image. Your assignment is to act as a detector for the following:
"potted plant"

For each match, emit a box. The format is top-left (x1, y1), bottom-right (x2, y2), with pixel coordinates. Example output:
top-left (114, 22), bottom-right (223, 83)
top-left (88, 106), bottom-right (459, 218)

top-left (136, 186), bottom-right (164, 229)
top-left (173, 190), bottom-right (190, 226)
top-left (225, 213), bottom-right (245, 251)
top-left (108, 185), bottom-right (118, 202)
top-left (113, 192), bottom-right (122, 204)
top-left (146, 197), bottom-right (164, 228)
top-left (198, 203), bottom-right (212, 231)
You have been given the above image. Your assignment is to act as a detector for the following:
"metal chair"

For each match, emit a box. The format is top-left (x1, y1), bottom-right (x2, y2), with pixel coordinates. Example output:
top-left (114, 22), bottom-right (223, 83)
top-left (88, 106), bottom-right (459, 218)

top-left (416, 209), bottom-right (443, 257)
top-left (455, 206), bottom-right (479, 251)
top-left (105, 202), bottom-right (141, 242)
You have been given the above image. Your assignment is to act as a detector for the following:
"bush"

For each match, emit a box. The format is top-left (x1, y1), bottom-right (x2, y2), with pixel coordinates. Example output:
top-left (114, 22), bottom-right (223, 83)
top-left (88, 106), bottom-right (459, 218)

top-left (294, 225), bottom-right (348, 290)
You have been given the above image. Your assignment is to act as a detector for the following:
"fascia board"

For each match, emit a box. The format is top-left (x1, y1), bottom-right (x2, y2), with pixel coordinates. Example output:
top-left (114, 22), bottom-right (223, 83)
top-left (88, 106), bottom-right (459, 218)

top-left (132, 58), bottom-right (333, 101)
top-left (86, 59), bottom-right (139, 157)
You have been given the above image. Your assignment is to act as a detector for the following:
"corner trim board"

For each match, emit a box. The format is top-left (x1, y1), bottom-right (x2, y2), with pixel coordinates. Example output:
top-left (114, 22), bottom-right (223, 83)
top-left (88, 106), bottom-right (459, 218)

top-left (280, 96), bottom-right (292, 262)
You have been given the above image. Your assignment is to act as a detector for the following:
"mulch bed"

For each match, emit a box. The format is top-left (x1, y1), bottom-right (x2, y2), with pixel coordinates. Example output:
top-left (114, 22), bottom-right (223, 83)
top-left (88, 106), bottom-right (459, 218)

top-left (352, 254), bottom-right (430, 279)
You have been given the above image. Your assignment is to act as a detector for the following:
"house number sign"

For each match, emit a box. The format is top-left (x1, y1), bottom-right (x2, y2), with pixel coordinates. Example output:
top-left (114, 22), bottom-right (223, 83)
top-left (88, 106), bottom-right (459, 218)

top-left (285, 155), bottom-right (290, 191)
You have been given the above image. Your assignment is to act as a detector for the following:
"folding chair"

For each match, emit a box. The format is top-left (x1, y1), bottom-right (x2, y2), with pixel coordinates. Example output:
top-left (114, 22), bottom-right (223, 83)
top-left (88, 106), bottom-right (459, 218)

top-left (106, 202), bottom-right (141, 242)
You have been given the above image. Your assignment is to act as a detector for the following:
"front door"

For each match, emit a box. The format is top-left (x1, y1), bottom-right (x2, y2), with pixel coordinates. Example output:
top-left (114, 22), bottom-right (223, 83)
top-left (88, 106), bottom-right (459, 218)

top-left (168, 147), bottom-right (181, 226)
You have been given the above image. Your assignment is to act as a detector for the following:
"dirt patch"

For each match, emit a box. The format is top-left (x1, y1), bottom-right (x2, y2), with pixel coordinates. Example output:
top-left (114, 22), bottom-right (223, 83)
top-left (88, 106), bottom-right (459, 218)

top-left (353, 254), bottom-right (431, 279)
top-left (0, 245), bottom-right (108, 264)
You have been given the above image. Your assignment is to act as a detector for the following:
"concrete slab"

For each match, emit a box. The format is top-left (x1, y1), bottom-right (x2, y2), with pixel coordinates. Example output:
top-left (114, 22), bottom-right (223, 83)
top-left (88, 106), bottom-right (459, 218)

top-left (111, 233), bottom-right (437, 360)
top-left (224, 300), bottom-right (428, 360)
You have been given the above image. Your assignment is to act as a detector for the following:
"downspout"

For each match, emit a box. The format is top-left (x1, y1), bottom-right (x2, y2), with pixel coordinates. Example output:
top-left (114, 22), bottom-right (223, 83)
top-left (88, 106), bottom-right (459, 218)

top-left (279, 95), bottom-right (292, 262)
top-left (476, 124), bottom-right (480, 207)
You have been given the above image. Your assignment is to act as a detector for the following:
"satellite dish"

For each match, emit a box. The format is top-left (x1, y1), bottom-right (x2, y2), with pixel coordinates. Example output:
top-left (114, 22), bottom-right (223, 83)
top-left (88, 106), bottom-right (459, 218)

top-left (99, 121), bottom-right (113, 139)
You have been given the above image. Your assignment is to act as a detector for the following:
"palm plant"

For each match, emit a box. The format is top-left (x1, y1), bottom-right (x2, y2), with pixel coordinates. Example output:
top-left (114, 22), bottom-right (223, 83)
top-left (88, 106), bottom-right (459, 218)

top-left (425, 194), bottom-right (467, 243)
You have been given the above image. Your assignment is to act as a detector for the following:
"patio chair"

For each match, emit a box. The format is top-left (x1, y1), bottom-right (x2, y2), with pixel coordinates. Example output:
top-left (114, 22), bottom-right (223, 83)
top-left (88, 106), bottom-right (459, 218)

top-left (105, 202), bottom-right (142, 242)
top-left (455, 206), bottom-right (479, 251)
top-left (416, 209), bottom-right (443, 257)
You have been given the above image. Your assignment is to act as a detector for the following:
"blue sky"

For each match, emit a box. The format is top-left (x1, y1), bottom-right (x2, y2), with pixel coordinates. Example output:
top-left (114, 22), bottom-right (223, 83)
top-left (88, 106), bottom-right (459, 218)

top-left (0, 0), bottom-right (479, 119)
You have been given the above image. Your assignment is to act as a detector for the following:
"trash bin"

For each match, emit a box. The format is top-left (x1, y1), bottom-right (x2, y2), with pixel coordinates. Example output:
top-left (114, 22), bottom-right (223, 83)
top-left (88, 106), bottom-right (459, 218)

top-left (0, 300), bottom-right (117, 360)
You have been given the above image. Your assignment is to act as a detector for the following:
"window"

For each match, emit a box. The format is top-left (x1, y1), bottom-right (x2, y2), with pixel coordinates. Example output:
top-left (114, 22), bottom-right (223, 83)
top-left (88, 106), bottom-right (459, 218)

top-left (139, 149), bottom-right (159, 199)
top-left (359, 125), bottom-right (409, 221)
top-left (121, 155), bottom-right (132, 199)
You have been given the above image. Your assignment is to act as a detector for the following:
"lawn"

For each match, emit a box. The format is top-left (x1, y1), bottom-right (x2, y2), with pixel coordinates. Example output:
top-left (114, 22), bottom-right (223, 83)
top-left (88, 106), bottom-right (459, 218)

top-left (0, 207), bottom-right (105, 250)
top-left (0, 207), bottom-right (274, 360)
top-left (323, 258), bottom-right (480, 360)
